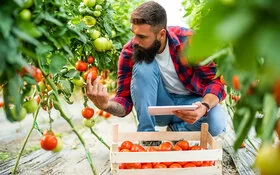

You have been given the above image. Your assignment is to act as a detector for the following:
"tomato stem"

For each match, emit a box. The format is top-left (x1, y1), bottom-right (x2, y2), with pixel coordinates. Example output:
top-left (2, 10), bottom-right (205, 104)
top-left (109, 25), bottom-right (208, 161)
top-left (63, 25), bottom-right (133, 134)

top-left (54, 101), bottom-right (97, 175)
top-left (90, 127), bottom-right (110, 150)
top-left (11, 107), bottom-right (40, 174)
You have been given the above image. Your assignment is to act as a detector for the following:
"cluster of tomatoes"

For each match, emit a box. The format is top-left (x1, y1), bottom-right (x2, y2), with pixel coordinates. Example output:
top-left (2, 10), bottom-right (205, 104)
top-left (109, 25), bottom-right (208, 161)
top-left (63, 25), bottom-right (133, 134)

top-left (118, 140), bottom-right (215, 169)
top-left (40, 130), bottom-right (63, 152)
top-left (75, 56), bottom-right (98, 83)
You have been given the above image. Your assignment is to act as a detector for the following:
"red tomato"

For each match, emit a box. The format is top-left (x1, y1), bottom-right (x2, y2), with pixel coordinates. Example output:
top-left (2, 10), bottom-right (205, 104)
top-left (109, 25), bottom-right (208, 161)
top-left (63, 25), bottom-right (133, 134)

top-left (102, 111), bottom-right (111, 119)
top-left (0, 101), bottom-right (4, 108)
top-left (75, 60), bottom-right (88, 72)
top-left (120, 148), bottom-right (130, 152)
top-left (154, 163), bottom-right (167, 168)
top-left (202, 160), bottom-right (215, 166)
top-left (158, 142), bottom-right (173, 151)
top-left (162, 162), bottom-right (173, 167)
top-left (145, 146), bottom-right (157, 152)
top-left (183, 162), bottom-right (196, 168)
top-left (126, 163), bottom-right (142, 169)
top-left (83, 66), bottom-right (98, 81)
top-left (232, 75), bottom-right (240, 90)
top-left (141, 163), bottom-right (153, 169)
top-left (190, 145), bottom-right (203, 150)
top-left (172, 145), bottom-right (183, 151)
top-left (82, 107), bottom-right (94, 119)
top-left (175, 140), bottom-right (189, 150)
top-left (169, 163), bottom-right (182, 168)
top-left (120, 141), bottom-right (134, 150)
top-left (32, 67), bottom-right (43, 82)
top-left (40, 134), bottom-right (58, 151)
top-left (87, 56), bottom-right (94, 64)
top-left (130, 144), bottom-right (145, 152)
top-left (119, 163), bottom-right (126, 169)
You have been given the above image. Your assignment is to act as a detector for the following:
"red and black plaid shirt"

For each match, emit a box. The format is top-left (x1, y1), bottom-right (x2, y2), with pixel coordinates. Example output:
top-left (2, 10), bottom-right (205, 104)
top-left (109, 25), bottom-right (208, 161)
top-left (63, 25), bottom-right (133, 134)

top-left (111, 26), bottom-right (226, 116)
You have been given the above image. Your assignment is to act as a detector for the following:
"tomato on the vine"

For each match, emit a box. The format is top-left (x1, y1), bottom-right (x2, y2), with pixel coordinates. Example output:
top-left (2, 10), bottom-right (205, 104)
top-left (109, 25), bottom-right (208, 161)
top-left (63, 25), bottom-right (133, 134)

top-left (32, 67), bottom-right (43, 82)
top-left (75, 60), bottom-right (88, 72)
top-left (40, 133), bottom-right (58, 151)
top-left (23, 99), bottom-right (39, 113)
top-left (82, 107), bottom-right (94, 119)
top-left (43, 130), bottom-right (54, 136)
top-left (87, 56), bottom-right (94, 64)
top-left (83, 0), bottom-right (96, 7)
top-left (83, 118), bottom-right (96, 127)
top-left (93, 37), bottom-right (110, 52)
top-left (0, 101), bottom-right (4, 108)
top-left (11, 106), bottom-right (27, 121)
top-left (83, 16), bottom-right (96, 27)
top-left (95, 4), bottom-right (102, 11)
top-left (19, 9), bottom-right (32, 21)
top-left (90, 30), bottom-right (101, 40)
top-left (93, 11), bottom-right (101, 17)
top-left (71, 76), bottom-right (85, 87)
top-left (232, 75), bottom-right (240, 90)
top-left (83, 66), bottom-right (98, 81)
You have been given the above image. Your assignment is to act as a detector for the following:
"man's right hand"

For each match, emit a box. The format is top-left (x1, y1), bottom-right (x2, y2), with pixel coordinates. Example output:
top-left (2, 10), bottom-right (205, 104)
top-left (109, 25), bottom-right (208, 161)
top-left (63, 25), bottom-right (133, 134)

top-left (86, 73), bottom-right (110, 110)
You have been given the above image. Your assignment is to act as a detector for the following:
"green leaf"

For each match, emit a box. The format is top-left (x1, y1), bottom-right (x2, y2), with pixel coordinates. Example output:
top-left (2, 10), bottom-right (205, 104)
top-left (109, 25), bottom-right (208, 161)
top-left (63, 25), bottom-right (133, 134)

top-left (261, 93), bottom-right (278, 142)
top-left (233, 107), bottom-right (256, 150)
top-left (0, 11), bottom-right (13, 39)
top-left (49, 54), bottom-right (67, 74)
top-left (18, 21), bottom-right (42, 38)
top-left (43, 13), bottom-right (63, 26)
top-left (12, 27), bottom-right (40, 46)
top-left (59, 79), bottom-right (72, 96)
top-left (216, 9), bottom-right (254, 42)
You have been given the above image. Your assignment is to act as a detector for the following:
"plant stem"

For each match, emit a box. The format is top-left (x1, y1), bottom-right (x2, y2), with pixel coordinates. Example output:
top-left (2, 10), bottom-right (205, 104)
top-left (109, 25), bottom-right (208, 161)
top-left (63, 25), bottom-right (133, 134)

top-left (11, 108), bottom-right (40, 174)
top-left (54, 101), bottom-right (97, 175)
top-left (90, 127), bottom-right (110, 150)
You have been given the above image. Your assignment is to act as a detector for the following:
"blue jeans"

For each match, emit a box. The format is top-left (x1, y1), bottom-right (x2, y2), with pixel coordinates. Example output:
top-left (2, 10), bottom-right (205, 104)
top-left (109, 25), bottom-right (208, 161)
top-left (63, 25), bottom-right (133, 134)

top-left (130, 60), bottom-right (227, 136)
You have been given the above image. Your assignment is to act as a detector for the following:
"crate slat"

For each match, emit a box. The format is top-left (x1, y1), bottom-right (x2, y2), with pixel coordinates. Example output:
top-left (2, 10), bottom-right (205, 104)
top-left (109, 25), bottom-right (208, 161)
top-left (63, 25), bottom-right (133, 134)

top-left (112, 162), bottom-right (222, 175)
top-left (110, 149), bottom-right (222, 163)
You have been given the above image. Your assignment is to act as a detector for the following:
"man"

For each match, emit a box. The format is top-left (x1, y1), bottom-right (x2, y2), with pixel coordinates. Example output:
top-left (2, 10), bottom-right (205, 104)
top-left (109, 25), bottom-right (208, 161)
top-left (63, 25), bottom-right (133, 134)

top-left (86, 1), bottom-right (227, 139)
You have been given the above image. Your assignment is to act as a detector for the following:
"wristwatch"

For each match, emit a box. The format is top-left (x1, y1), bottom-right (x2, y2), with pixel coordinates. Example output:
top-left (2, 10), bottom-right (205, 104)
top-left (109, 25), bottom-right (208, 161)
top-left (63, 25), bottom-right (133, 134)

top-left (201, 102), bottom-right (210, 116)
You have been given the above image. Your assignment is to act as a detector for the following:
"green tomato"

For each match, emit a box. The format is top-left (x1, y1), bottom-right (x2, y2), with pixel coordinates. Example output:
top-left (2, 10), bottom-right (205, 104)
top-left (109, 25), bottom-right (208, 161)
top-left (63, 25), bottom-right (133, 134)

top-left (93, 11), bottom-right (101, 17)
top-left (93, 37), bottom-right (110, 52)
top-left (95, 5), bottom-right (102, 11)
top-left (19, 9), bottom-right (32, 21)
top-left (23, 99), bottom-right (39, 113)
top-left (83, 16), bottom-right (96, 27)
top-left (255, 143), bottom-right (280, 174)
top-left (11, 106), bottom-right (27, 121)
top-left (83, 0), bottom-right (96, 7)
top-left (111, 30), bottom-right (116, 38)
top-left (107, 40), bottom-right (113, 50)
top-left (38, 81), bottom-right (46, 92)
top-left (23, 0), bottom-right (33, 8)
top-left (52, 137), bottom-right (63, 153)
top-left (71, 76), bottom-right (85, 87)
top-left (83, 118), bottom-right (96, 128)
top-left (90, 29), bottom-right (101, 40)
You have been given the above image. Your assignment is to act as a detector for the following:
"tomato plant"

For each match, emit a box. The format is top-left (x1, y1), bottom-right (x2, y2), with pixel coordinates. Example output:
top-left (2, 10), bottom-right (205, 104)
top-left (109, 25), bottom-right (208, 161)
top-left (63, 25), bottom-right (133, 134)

top-left (75, 60), bottom-right (88, 72)
top-left (23, 98), bottom-right (39, 113)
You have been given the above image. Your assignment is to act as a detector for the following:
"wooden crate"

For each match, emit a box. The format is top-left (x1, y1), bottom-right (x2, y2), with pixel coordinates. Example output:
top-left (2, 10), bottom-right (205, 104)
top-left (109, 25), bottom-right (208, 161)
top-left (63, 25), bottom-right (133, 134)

top-left (110, 123), bottom-right (223, 175)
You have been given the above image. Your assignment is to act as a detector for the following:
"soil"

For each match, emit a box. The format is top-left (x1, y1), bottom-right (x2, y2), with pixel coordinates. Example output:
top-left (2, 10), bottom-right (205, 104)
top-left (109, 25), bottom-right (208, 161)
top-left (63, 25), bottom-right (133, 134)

top-left (0, 100), bottom-right (238, 175)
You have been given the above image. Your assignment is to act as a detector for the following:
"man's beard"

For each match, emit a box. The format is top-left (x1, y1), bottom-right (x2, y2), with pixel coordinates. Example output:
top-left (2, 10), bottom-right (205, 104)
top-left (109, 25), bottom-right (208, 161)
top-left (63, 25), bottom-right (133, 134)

top-left (132, 39), bottom-right (161, 64)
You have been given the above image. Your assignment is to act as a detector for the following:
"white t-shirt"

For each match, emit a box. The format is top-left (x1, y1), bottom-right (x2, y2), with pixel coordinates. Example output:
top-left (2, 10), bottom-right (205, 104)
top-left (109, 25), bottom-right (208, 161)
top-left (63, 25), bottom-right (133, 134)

top-left (155, 41), bottom-right (190, 95)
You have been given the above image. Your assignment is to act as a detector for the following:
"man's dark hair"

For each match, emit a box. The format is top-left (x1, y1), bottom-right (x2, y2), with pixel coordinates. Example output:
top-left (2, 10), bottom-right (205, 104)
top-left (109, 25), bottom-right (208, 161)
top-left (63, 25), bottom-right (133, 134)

top-left (130, 1), bottom-right (167, 33)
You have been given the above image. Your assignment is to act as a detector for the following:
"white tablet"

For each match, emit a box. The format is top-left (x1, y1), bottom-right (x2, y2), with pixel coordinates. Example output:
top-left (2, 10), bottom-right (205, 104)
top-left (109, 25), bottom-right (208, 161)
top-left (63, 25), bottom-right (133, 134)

top-left (148, 105), bottom-right (198, 115)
